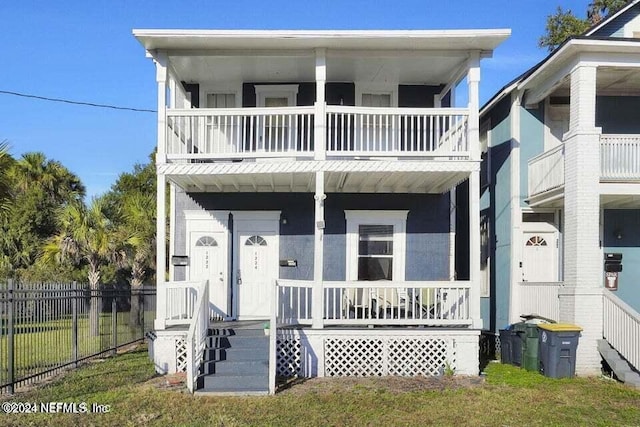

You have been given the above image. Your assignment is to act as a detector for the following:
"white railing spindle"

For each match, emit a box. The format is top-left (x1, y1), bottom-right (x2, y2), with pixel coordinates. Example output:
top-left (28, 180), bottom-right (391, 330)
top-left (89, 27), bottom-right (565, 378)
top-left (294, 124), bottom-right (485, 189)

top-left (603, 290), bottom-right (640, 371)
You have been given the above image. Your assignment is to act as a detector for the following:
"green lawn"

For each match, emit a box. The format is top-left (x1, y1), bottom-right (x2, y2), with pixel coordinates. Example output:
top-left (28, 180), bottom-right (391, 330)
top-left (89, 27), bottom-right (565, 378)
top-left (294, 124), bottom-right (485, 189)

top-left (1, 345), bottom-right (639, 426)
top-left (1, 313), bottom-right (149, 383)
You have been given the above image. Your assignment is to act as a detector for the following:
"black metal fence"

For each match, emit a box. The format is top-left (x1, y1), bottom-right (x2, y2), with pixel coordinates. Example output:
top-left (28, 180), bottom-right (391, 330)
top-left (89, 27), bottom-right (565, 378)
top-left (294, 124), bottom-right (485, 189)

top-left (0, 281), bottom-right (156, 394)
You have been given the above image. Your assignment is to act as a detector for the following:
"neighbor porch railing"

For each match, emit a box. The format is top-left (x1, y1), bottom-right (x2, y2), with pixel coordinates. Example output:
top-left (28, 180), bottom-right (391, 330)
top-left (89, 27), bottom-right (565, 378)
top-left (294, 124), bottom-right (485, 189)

top-left (166, 107), bottom-right (315, 160)
top-left (326, 106), bottom-right (469, 157)
top-left (528, 144), bottom-right (565, 197)
top-left (185, 280), bottom-right (209, 393)
top-left (517, 282), bottom-right (562, 321)
top-left (274, 279), bottom-right (472, 327)
top-left (603, 289), bottom-right (640, 371)
top-left (600, 134), bottom-right (640, 180)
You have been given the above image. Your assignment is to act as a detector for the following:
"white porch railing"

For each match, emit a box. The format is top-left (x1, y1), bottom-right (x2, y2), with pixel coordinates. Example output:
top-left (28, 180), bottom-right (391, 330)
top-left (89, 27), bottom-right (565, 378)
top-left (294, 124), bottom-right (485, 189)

top-left (326, 106), bottom-right (469, 157)
top-left (185, 280), bottom-right (209, 393)
top-left (528, 144), bottom-right (565, 197)
top-left (603, 290), bottom-right (640, 371)
top-left (274, 279), bottom-right (472, 327)
top-left (517, 282), bottom-right (562, 321)
top-left (600, 134), bottom-right (640, 180)
top-left (164, 281), bottom-right (201, 326)
top-left (166, 107), bottom-right (315, 160)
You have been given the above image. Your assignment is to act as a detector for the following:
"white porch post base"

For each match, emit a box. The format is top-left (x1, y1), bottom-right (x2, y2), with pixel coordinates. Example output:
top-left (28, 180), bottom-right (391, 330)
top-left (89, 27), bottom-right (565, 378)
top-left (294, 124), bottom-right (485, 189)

top-left (149, 330), bottom-right (188, 374)
top-left (558, 287), bottom-right (603, 375)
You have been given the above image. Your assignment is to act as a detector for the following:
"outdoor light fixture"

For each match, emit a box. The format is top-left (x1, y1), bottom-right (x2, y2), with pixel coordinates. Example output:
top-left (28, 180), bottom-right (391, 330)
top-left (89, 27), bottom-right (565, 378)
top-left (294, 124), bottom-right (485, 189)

top-left (614, 229), bottom-right (623, 240)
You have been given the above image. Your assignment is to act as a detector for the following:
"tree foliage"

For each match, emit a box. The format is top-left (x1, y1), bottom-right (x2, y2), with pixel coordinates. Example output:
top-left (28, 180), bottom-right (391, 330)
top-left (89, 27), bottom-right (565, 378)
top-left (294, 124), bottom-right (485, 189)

top-left (539, 1), bottom-right (632, 51)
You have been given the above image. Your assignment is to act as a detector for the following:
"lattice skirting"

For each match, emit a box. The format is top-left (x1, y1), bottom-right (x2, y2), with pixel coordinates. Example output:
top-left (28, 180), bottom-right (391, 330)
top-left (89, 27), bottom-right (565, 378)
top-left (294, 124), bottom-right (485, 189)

top-left (325, 337), bottom-right (455, 377)
top-left (276, 331), bottom-right (478, 378)
top-left (175, 338), bottom-right (188, 373)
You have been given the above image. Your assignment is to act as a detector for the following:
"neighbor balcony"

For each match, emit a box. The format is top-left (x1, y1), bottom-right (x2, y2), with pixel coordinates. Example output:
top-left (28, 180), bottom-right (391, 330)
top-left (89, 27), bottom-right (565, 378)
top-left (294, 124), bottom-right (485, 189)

top-left (527, 134), bottom-right (640, 200)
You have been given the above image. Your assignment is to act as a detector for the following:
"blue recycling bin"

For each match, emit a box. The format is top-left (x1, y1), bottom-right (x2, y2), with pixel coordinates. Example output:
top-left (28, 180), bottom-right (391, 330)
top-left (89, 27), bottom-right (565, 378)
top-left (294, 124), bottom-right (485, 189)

top-left (538, 323), bottom-right (582, 378)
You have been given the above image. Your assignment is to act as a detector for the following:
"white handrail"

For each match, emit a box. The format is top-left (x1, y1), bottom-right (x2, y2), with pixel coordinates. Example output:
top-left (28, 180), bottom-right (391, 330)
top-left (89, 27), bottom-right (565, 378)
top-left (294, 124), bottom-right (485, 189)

top-left (164, 281), bottom-right (202, 326)
top-left (528, 144), bottom-right (565, 197)
top-left (603, 289), bottom-right (640, 371)
top-left (517, 282), bottom-right (562, 321)
top-left (185, 280), bottom-right (209, 393)
top-left (600, 134), bottom-right (640, 180)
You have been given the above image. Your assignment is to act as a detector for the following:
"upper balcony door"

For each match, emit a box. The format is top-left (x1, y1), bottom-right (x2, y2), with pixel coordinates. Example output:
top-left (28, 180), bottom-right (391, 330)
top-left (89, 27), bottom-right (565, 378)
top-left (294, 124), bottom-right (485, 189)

top-left (255, 85), bottom-right (298, 153)
top-left (206, 93), bottom-right (237, 154)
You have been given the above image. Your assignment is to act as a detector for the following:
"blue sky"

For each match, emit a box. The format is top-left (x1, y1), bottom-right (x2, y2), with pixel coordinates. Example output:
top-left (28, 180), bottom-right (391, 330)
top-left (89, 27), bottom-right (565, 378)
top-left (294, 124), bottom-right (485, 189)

top-left (1, 0), bottom-right (589, 199)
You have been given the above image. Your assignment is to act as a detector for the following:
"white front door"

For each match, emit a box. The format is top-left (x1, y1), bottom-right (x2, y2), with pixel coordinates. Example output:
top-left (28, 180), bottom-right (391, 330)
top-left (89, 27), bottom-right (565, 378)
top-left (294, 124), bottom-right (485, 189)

top-left (521, 231), bottom-right (558, 282)
top-left (233, 213), bottom-right (280, 319)
top-left (188, 231), bottom-right (228, 319)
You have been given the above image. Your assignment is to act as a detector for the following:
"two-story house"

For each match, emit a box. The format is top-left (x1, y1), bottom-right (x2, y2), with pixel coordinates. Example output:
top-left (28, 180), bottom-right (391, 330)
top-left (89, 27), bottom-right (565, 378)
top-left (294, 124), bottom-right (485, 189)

top-left (481, 1), bottom-right (640, 380)
top-left (135, 29), bottom-right (509, 393)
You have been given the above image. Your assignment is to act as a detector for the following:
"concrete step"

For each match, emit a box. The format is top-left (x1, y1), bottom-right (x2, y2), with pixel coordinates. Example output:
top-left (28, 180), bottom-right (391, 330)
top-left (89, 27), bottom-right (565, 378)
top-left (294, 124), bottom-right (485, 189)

top-left (206, 335), bottom-right (268, 349)
top-left (598, 339), bottom-right (640, 389)
top-left (201, 359), bottom-right (269, 376)
top-left (204, 346), bottom-right (269, 362)
top-left (208, 327), bottom-right (266, 337)
top-left (203, 374), bottom-right (268, 391)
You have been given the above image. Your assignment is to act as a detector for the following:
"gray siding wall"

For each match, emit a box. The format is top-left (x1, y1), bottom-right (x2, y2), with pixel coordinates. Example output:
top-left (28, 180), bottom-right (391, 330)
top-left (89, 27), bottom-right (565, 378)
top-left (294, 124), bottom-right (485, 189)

top-left (596, 96), bottom-right (640, 134)
top-left (591, 4), bottom-right (640, 37)
top-left (173, 190), bottom-right (451, 282)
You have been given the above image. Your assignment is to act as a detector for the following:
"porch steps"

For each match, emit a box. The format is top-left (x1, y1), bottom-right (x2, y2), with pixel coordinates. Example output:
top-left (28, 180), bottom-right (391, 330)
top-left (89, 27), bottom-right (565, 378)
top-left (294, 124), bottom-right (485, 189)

top-left (195, 324), bottom-right (269, 396)
top-left (598, 339), bottom-right (640, 389)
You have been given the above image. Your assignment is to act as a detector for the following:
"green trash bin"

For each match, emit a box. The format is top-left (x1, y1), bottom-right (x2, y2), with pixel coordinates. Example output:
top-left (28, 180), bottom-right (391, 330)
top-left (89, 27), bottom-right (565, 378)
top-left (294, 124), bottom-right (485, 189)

top-left (522, 323), bottom-right (540, 372)
top-left (538, 323), bottom-right (582, 378)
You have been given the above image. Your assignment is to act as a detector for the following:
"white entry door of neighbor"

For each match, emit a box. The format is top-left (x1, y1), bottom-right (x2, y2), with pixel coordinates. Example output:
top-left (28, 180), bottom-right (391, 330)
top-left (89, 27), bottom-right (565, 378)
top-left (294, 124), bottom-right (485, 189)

top-left (521, 231), bottom-right (558, 282)
top-left (233, 213), bottom-right (279, 319)
top-left (188, 230), bottom-right (228, 319)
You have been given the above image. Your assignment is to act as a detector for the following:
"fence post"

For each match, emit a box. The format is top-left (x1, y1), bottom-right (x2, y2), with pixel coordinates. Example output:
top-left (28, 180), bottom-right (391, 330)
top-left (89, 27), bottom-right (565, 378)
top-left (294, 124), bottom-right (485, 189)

top-left (72, 281), bottom-right (79, 368)
top-left (140, 288), bottom-right (145, 340)
top-left (111, 297), bottom-right (117, 356)
top-left (7, 279), bottom-right (15, 394)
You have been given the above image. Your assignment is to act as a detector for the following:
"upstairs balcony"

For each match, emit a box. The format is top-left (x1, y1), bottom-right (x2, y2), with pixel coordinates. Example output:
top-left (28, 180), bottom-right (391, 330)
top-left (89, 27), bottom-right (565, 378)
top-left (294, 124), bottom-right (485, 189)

top-left (528, 134), bottom-right (640, 201)
top-left (165, 105), bottom-right (470, 162)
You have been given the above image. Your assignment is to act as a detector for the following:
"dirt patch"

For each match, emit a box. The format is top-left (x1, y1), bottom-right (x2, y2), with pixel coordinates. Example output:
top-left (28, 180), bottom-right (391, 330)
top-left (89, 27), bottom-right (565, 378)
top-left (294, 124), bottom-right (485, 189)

top-left (278, 375), bottom-right (485, 395)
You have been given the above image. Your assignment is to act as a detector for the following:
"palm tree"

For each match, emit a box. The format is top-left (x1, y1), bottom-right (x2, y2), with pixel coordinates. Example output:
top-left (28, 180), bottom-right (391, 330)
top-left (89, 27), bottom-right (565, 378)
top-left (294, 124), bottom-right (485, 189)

top-left (120, 192), bottom-right (156, 327)
top-left (43, 197), bottom-right (124, 336)
top-left (10, 152), bottom-right (85, 204)
top-left (0, 142), bottom-right (14, 215)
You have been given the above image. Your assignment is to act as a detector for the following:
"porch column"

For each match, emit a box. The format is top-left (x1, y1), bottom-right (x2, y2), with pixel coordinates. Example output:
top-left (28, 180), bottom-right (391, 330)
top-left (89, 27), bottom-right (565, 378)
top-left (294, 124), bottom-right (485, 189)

top-left (312, 171), bottom-right (326, 329)
top-left (154, 51), bottom-right (168, 330)
top-left (467, 52), bottom-right (482, 328)
top-left (560, 64), bottom-right (602, 375)
top-left (314, 48), bottom-right (327, 161)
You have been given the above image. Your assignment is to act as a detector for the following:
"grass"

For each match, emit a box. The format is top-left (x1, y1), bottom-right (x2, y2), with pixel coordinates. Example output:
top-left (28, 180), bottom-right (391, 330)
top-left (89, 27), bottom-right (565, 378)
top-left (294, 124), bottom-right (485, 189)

top-left (1, 313), bottom-right (150, 383)
top-left (2, 348), bottom-right (639, 426)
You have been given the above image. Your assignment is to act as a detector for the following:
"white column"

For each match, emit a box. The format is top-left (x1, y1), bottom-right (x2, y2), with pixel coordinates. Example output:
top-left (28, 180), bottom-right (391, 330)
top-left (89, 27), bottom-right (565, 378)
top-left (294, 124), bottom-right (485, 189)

top-left (560, 64), bottom-right (602, 375)
top-left (467, 51), bottom-right (482, 328)
top-left (154, 51), bottom-right (168, 330)
top-left (508, 90), bottom-right (523, 324)
top-left (155, 173), bottom-right (167, 330)
top-left (314, 48), bottom-right (327, 161)
top-left (312, 171), bottom-right (326, 329)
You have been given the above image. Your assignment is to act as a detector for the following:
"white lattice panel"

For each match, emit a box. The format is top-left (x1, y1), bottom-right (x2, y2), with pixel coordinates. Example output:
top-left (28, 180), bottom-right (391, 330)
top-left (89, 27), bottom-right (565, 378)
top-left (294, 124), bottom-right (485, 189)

top-left (388, 338), bottom-right (453, 376)
top-left (324, 337), bottom-right (455, 377)
top-left (277, 338), bottom-right (302, 377)
top-left (175, 338), bottom-right (187, 372)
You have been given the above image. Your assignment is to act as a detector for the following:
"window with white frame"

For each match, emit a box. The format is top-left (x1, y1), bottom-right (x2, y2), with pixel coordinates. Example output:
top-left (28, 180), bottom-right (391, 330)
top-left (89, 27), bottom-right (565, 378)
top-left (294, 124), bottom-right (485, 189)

top-left (345, 211), bottom-right (408, 282)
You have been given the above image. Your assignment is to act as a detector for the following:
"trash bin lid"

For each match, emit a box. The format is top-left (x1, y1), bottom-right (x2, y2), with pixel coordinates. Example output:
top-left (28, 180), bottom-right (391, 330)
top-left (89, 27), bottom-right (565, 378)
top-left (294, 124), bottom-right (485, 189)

top-left (538, 323), bottom-right (583, 332)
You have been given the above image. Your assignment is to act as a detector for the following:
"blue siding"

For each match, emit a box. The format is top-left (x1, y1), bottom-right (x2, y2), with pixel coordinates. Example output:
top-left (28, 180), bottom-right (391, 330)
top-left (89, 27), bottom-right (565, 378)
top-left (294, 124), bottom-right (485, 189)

top-left (519, 105), bottom-right (545, 208)
top-left (483, 96), bottom-right (512, 332)
top-left (175, 192), bottom-right (451, 283)
top-left (603, 209), bottom-right (640, 313)
top-left (592, 4), bottom-right (640, 37)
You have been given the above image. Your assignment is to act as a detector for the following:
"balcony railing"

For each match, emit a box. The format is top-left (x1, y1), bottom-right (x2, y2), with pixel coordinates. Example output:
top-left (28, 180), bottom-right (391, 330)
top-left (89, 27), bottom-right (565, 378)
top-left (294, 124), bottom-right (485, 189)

top-left (601, 134), bottom-right (640, 180)
top-left (165, 106), bottom-right (470, 161)
top-left (528, 144), bottom-right (565, 197)
top-left (326, 106), bottom-right (469, 157)
top-left (166, 107), bottom-right (315, 160)
top-left (517, 282), bottom-right (562, 322)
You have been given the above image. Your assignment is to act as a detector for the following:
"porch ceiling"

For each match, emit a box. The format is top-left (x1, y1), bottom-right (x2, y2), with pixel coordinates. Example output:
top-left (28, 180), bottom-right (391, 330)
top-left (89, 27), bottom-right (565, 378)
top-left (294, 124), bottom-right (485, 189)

top-left (169, 52), bottom-right (468, 86)
top-left (163, 160), bottom-right (473, 194)
top-left (550, 67), bottom-right (640, 96)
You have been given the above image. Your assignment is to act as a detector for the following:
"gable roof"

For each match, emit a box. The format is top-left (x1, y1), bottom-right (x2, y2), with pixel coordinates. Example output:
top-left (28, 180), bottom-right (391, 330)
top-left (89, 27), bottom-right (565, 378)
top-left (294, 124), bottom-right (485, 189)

top-left (481, 0), bottom-right (640, 117)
